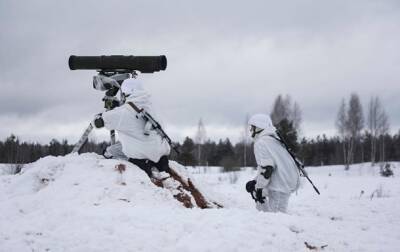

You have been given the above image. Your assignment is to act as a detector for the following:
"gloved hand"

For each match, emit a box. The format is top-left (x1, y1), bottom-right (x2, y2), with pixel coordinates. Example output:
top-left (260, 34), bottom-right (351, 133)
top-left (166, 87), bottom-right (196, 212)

top-left (246, 180), bottom-right (266, 203)
top-left (92, 113), bottom-right (104, 128)
top-left (255, 188), bottom-right (266, 204)
top-left (246, 180), bottom-right (256, 193)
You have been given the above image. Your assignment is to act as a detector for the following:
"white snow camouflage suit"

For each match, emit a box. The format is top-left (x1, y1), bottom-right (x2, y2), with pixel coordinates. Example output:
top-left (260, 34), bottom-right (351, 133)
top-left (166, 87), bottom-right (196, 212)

top-left (100, 79), bottom-right (170, 163)
top-left (250, 114), bottom-right (300, 213)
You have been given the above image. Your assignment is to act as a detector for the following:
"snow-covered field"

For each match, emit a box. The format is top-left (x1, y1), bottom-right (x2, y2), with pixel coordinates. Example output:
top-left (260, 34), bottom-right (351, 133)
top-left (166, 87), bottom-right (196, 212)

top-left (0, 154), bottom-right (399, 252)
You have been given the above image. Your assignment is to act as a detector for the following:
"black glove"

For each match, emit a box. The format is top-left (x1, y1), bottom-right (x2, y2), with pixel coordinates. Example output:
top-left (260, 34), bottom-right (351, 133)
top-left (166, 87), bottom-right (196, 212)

top-left (246, 180), bottom-right (256, 193)
top-left (92, 113), bottom-right (104, 128)
top-left (255, 188), bottom-right (265, 204)
top-left (246, 180), bottom-right (266, 203)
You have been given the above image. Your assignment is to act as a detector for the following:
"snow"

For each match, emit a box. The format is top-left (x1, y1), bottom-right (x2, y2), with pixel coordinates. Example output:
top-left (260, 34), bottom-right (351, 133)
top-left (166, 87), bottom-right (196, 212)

top-left (1, 155), bottom-right (399, 252)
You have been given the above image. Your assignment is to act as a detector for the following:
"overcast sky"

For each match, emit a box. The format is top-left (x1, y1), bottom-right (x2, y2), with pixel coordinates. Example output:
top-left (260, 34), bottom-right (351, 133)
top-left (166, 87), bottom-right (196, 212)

top-left (1, 0), bottom-right (399, 144)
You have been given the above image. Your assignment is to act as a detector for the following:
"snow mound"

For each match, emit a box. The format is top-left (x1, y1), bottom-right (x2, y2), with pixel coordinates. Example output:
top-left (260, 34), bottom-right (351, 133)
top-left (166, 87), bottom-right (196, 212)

top-left (1, 158), bottom-right (400, 252)
top-left (0, 153), bottom-right (188, 209)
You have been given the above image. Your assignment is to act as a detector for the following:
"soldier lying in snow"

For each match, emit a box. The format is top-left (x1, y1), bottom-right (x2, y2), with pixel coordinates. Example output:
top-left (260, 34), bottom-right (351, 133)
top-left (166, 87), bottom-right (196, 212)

top-left (92, 78), bottom-right (171, 177)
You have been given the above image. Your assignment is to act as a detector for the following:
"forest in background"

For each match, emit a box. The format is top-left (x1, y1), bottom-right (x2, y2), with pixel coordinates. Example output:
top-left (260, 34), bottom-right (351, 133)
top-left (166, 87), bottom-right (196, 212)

top-left (1, 93), bottom-right (398, 171)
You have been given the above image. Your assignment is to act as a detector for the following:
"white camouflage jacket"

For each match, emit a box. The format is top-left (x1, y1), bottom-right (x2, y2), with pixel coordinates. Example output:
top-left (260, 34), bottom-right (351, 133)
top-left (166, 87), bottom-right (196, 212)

top-left (101, 90), bottom-right (170, 162)
top-left (253, 130), bottom-right (300, 194)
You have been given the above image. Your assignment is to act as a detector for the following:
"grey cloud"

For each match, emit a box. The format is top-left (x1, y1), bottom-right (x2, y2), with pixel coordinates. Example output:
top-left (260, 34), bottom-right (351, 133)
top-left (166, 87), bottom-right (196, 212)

top-left (0, 0), bottom-right (399, 143)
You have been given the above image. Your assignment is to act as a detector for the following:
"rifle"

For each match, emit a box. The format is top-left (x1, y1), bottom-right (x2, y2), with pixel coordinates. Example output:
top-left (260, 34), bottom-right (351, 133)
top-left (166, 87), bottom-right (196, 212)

top-left (127, 102), bottom-right (180, 155)
top-left (273, 131), bottom-right (320, 195)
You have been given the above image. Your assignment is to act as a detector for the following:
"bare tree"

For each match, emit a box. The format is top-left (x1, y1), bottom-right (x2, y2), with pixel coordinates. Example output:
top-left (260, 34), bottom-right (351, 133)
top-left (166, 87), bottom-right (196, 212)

top-left (270, 94), bottom-right (290, 125)
top-left (194, 118), bottom-right (207, 166)
top-left (270, 94), bottom-right (302, 131)
top-left (335, 98), bottom-right (348, 165)
top-left (367, 96), bottom-right (381, 164)
top-left (367, 96), bottom-right (390, 164)
top-left (290, 101), bottom-right (302, 133)
top-left (377, 110), bottom-right (389, 163)
top-left (345, 93), bottom-right (364, 169)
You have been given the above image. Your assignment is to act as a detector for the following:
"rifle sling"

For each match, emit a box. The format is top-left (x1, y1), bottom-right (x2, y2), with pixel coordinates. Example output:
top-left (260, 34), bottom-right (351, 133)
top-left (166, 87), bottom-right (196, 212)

top-left (127, 101), bottom-right (179, 155)
top-left (272, 133), bottom-right (320, 194)
top-left (127, 102), bottom-right (143, 113)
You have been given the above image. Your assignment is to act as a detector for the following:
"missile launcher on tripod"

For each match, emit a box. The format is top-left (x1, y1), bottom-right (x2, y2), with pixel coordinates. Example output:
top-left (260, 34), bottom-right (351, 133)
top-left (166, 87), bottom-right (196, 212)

top-left (68, 55), bottom-right (169, 153)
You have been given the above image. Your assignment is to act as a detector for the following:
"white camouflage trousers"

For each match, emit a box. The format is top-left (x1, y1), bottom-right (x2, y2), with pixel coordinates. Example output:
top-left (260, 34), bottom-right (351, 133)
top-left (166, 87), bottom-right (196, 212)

top-left (256, 190), bottom-right (290, 213)
top-left (104, 142), bottom-right (128, 160)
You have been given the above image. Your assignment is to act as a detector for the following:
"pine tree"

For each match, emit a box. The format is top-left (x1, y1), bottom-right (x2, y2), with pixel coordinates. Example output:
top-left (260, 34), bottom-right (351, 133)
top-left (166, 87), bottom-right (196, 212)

top-left (179, 137), bottom-right (196, 166)
top-left (270, 94), bottom-right (302, 153)
top-left (275, 118), bottom-right (298, 153)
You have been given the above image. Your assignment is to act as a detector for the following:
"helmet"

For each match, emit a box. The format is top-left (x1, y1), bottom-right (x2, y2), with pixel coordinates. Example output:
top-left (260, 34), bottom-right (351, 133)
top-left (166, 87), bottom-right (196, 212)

top-left (248, 114), bottom-right (276, 136)
top-left (120, 78), bottom-right (144, 96)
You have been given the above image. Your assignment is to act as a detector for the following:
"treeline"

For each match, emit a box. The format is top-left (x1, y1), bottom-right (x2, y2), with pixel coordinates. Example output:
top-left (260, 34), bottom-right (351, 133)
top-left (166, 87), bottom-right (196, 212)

top-left (298, 132), bottom-right (400, 166)
top-left (170, 137), bottom-right (256, 170)
top-left (1, 130), bottom-right (399, 170)
top-left (1, 93), bottom-right (398, 170)
top-left (0, 134), bottom-right (257, 171)
top-left (0, 134), bottom-right (108, 165)
top-left (171, 131), bottom-right (400, 169)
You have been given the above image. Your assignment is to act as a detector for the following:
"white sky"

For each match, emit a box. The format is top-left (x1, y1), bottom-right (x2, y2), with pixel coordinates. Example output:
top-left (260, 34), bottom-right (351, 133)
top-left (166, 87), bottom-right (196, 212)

top-left (0, 0), bottom-right (399, 144)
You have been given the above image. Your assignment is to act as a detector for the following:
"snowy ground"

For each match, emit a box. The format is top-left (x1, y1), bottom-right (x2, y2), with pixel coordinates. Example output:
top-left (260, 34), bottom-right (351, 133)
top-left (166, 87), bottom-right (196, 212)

top-left (0, 154), bottom-right (399, 252)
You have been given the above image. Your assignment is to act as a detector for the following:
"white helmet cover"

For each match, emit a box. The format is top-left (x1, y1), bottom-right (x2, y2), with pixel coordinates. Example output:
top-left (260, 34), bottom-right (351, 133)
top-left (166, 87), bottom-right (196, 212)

top-left (121, 78), bottom-right (144, 96)
top-left (248, 114), bottom-right (276, 135)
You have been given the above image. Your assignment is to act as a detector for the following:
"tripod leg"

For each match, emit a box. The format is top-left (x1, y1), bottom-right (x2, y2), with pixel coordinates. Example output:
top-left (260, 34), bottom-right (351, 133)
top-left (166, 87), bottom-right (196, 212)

top-left (72, 123), bottom-right (94, 153)
top-left (110, 130), bottom-right (116, 145)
